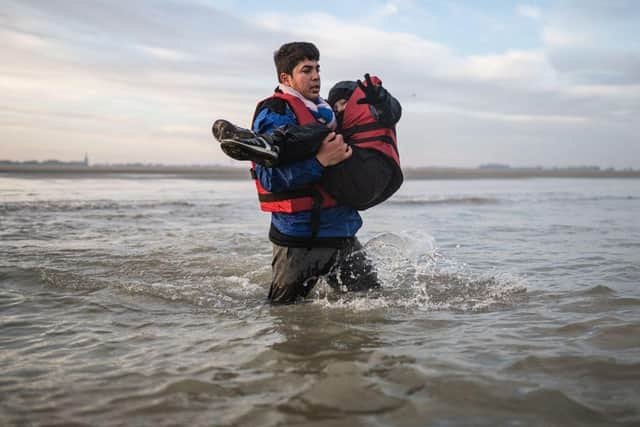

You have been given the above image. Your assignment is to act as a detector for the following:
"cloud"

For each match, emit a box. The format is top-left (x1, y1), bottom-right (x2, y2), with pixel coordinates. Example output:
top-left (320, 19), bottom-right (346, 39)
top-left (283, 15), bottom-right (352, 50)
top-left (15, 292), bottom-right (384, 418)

top-left (248, 7), bottom-right (639, 167)
top-left (137, 45), bottom-right (190, 62)
top-left (0, 0), bottom-right (286, 164)
top-left (517, 4), bottom-right (541, 20)
top-left (539, 1), bottom-right (640, 86)
top-left (375, 2), bottom-right (399, 19)
top-left (542, 27), bottom-right (589, 47)
top-left (0, 0), bottom-right (638, 167)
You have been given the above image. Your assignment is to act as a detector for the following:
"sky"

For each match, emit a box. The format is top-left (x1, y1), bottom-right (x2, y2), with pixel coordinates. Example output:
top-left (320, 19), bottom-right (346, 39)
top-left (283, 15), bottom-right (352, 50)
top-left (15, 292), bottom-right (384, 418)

top-left (1, 0), bottom-right (639, 168)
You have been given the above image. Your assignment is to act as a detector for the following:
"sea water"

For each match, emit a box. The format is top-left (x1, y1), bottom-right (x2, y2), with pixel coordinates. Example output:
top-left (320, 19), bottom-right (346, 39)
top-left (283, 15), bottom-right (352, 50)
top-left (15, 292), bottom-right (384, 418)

top-left (1, 175), bottom-right (639, 426)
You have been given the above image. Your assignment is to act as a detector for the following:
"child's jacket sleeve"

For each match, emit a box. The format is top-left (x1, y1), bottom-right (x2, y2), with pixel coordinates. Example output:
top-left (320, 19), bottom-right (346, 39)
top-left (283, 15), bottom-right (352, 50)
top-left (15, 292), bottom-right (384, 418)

top-left (252, 104), bottom-right (324, 193)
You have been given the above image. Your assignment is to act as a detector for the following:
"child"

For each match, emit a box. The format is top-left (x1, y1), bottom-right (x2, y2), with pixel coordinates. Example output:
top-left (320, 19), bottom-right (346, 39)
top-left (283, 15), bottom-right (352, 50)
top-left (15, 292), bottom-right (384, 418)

top-left (212, 74), bottom-right (403, 210)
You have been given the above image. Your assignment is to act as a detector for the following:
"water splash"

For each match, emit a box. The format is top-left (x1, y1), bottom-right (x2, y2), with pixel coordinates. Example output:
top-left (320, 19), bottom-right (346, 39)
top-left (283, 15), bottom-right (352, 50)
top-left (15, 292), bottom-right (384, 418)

top-left (312, 232), bottom-right (526, 312)
top-left (34, 229), bottom-right (526, 313)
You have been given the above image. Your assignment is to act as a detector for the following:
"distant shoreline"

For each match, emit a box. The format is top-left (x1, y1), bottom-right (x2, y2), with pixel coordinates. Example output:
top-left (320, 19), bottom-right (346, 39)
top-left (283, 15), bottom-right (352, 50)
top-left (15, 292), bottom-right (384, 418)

top-left (0, 165), bottom-right (250, 179)
top-left (1, 164), bottom-right (639, 179)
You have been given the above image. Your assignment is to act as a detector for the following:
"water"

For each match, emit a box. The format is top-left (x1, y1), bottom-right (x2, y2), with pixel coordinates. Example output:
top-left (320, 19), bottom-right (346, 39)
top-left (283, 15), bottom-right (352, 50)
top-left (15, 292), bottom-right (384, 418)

top-left (1, 175), bottom-right (639, 426)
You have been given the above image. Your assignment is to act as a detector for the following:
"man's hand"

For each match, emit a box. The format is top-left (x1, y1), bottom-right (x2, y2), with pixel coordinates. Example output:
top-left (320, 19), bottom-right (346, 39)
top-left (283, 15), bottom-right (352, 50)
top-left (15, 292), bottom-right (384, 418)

top-left (356, 73), bottom-right (386, 105)
top-left (315, 132), bottom-right (352, 167)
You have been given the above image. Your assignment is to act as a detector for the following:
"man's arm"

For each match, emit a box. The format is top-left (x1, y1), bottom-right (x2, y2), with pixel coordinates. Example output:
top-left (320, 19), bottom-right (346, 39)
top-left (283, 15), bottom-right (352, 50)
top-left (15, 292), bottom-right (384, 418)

top-left (253, 104), bottom-right (352, 192)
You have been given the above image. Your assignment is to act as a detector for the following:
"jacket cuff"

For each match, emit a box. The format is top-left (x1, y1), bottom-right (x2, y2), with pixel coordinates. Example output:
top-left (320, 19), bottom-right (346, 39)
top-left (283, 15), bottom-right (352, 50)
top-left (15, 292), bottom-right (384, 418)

top-left (309, 157), bottom-right (325, 176)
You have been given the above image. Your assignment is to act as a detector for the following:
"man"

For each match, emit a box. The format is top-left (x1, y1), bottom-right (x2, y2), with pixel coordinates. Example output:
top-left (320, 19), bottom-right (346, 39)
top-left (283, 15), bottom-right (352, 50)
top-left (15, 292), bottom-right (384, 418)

top-left (213, 74), bottom-right (403, 210)
top-left (249, 41), bottom-right (379, 303)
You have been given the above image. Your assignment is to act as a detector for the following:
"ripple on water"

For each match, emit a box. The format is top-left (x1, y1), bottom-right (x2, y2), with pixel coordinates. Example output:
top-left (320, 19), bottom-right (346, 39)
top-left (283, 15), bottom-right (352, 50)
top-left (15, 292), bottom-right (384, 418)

top-left (380, 376), bottom-right (611, 427)
top-left (588, 324), bottom-right (640, 350)
top-left (29, 229), bottom-right (528, 314)
top-left (580, 285), bottom-right (616, 296)
top-left (505, 355), bottom-right (640, 382)
top-left (0, 288), bottom-right (27, 309)
top-left (559, 291), bottom-right (640, 314)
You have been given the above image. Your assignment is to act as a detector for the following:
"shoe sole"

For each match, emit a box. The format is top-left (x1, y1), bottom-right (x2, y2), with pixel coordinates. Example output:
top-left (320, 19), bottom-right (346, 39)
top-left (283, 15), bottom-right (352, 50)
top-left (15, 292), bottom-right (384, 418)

top-left (220, 140), bottom-right (277, 167)
top-left (212, 119), bottom-right (254, 142)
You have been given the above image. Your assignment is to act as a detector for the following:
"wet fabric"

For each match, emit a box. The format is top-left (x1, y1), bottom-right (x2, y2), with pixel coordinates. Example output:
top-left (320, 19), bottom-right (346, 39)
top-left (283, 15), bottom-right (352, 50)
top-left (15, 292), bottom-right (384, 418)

top-left (268, 238), bottom-right (380, 303)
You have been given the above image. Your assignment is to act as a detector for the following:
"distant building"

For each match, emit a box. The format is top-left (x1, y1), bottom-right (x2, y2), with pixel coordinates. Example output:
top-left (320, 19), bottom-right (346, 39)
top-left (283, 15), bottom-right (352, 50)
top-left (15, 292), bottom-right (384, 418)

top-left (478, 163), bottom-right (511, 169)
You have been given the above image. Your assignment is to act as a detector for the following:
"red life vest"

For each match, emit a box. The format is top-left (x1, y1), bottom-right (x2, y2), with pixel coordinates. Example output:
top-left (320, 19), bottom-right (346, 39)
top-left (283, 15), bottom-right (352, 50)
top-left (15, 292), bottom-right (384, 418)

top-left (341, 76), bottom-right (400, 169)
top-left (318, 75), bottom-right (402, 210)
top-left (252, 91), bottom-right (337, 213)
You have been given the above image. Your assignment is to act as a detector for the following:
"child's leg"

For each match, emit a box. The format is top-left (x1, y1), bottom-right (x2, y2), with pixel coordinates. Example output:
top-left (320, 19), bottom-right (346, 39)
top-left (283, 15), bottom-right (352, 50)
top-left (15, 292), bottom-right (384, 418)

top-left (212, 119), bottom-right (280, 167)
top-left (273, 122), bottom-right (331, 165)
top-left (212, 119), bottom-right (330, 167)
top-left (321, 147), bottom-right (395, 210)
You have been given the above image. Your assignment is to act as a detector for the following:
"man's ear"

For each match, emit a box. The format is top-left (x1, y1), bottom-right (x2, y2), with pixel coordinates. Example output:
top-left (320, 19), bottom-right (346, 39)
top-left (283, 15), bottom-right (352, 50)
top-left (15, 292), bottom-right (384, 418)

top-left (279, 72), bottom-right (292, 86)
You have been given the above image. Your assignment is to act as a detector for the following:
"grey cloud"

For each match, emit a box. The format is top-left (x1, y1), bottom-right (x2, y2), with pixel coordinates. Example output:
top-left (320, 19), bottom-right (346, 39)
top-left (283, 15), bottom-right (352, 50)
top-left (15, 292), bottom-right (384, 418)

top-left (543, 1), bottom-right (640, 85)
top-left (2, 0), bottom-right (638, 167)
top-left (1, 0), bottom-right (287, 109)
top-left (556, 0), bottom-right (640, 22)
top-left (548, 47), bottom-right (640, 85)
top-left (399, 108), bottom-right (640, 168)
top-left (3, 0), bottom-right (281, 72)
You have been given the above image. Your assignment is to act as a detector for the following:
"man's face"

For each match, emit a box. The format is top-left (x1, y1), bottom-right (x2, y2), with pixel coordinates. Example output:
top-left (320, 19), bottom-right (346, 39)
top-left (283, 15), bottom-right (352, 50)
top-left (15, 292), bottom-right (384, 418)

top-left (280, 59), bottom-right (320, 100)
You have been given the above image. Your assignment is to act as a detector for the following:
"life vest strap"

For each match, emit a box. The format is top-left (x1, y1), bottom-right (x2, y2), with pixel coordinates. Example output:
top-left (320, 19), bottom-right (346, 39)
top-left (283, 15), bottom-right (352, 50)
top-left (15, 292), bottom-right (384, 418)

top-left (258, 187), bottom-right (316, 203)
top-left (251, 92), bottom-right (338, 216)
top-left (257, 186), bottom-right (323, 238)
top-left (349, 135), bottom-right (399, 156)
top-left (342, 122), bottom-right (390, 139)
top-left (309, 188), bottom-right (323, 239)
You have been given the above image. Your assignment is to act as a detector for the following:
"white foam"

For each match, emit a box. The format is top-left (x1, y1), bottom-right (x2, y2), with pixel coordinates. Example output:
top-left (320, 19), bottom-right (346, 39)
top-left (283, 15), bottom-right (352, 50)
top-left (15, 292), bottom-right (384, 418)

top-left (310, 232), bottom-right (526, 312)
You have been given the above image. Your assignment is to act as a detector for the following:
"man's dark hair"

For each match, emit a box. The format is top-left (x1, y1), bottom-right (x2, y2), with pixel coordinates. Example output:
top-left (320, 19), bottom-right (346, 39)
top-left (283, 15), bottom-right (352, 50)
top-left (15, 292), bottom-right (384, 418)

top-left (274, 42), bottom-right (320, 82)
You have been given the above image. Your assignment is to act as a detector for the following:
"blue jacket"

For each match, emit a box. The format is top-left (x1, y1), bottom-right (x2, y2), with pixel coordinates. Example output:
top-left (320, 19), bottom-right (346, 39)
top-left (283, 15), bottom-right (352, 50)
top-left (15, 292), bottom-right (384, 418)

top-left (252, 103), bottom-right (362, 238)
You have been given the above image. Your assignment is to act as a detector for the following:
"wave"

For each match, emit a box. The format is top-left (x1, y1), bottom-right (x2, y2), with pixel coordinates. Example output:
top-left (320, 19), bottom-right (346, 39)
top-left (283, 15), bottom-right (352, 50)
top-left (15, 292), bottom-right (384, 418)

top-left (544, 194), bottom-right (638, 203)
top-left (0, 200), bottom-right (207, 213)
top-left (386, 194), bottom-right (638, 207)
top-left (588, 323), bottom-right (640, 350)
top-left (506, 354), bottom-right (640, 381)
top-left (387, 196), bottom-right (501, 206)
top-left (4, 229), bottom-right (526, 313)
top-left (20, 232), bottom-right (526, 314)
top-left (35, 267), bottom-right (267, 310)
top-left (580, 285), bottom-right (616, 296)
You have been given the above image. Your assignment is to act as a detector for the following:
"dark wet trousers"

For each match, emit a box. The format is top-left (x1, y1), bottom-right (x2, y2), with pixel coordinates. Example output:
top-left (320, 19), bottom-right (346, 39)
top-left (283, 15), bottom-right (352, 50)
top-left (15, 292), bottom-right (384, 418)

top-left (268, 238), bottom-right (380, 304)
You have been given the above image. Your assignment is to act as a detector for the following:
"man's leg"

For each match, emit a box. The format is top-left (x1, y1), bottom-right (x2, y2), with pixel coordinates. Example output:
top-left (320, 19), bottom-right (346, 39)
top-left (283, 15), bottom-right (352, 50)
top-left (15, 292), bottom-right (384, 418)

top-left (268, 244), bottom-right (338, 304)
top-left (325, 238), bottom-right (380, 292)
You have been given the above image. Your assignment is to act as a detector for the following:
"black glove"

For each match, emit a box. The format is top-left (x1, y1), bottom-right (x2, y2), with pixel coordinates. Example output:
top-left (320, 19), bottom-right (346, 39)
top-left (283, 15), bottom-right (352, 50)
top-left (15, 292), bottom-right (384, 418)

top-left (356, 73), bottom-right (387, 105)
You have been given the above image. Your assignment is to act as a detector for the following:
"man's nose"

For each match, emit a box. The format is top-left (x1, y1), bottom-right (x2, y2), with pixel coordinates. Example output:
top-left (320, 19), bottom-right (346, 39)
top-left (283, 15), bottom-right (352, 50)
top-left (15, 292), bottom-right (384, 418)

top-left (311, 69), bottom-right (320, 80)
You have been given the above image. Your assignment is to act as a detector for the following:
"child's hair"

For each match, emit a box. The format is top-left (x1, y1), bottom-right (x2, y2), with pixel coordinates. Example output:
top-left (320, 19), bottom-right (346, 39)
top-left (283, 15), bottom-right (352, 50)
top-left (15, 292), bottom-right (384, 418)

top-left (328, 81), bottom-right (357, 107)
top-left (274, 42), bottom-right (320, 82)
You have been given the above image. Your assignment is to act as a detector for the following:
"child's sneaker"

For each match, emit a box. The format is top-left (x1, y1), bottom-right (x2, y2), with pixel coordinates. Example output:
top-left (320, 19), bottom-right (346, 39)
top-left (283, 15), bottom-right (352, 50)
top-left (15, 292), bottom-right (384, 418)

top-left (212, 119), bottom-right (255, 141)
top-left (212, 119), bottom-right (280, 167)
